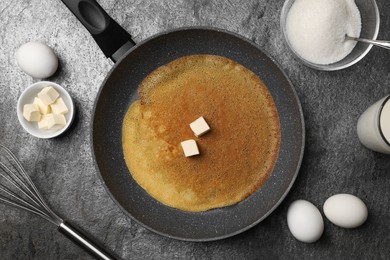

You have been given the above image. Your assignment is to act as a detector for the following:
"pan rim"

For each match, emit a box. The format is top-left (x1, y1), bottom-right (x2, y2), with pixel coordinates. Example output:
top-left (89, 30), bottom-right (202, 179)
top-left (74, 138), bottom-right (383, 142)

top-left (90, 26), bottom-right (305, 242)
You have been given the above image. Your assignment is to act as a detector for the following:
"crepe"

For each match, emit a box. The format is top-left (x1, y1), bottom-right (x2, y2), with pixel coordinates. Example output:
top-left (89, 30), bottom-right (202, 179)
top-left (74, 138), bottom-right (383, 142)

top-left (122, 54), bottom-right (280, 212)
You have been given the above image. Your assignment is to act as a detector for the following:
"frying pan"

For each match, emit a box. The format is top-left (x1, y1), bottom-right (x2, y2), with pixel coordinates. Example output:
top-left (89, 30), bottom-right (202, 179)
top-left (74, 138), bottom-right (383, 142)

top-left (61, 0), bottom-right (305, 241)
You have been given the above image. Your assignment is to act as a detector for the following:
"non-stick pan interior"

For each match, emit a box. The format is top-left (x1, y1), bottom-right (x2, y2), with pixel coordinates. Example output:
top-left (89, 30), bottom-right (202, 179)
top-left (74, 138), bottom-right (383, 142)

top-left (92, 28), bottom-right (304, 241)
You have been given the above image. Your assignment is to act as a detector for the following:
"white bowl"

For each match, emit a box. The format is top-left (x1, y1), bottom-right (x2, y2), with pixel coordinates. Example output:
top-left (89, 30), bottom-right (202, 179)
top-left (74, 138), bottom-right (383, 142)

top-left (17, 81), bottom-right (75, 138)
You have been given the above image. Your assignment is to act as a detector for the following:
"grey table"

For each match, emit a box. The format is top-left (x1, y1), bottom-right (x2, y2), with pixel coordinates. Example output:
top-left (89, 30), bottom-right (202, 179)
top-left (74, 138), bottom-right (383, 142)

top-left (1, 0), bottom-right (389, 259)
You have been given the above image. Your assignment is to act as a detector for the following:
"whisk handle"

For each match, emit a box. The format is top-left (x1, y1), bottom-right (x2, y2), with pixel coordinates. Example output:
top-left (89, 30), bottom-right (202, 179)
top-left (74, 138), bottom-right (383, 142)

top-left (58, 221), bottom-right (118, 260)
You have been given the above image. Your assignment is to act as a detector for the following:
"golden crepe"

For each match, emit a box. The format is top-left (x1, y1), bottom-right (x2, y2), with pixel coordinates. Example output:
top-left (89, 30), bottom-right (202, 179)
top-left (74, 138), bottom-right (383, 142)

top-left (122, 55), bottom-right (280, 212)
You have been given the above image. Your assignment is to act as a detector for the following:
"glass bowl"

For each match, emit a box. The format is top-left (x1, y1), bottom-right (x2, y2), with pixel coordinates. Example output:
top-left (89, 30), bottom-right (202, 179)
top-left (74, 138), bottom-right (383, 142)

top-left (280, 0), bottom-right (380, 71)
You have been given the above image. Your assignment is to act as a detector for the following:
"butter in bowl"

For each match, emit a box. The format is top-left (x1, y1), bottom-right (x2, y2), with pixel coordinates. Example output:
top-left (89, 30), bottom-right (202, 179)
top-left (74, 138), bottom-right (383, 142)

top-left (17, 81), bottom-right (75, 138)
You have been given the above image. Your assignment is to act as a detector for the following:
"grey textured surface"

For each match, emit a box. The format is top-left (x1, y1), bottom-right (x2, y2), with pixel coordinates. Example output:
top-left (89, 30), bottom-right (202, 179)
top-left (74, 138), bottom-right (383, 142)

top-left (0, 0), bottom-right (389, 259)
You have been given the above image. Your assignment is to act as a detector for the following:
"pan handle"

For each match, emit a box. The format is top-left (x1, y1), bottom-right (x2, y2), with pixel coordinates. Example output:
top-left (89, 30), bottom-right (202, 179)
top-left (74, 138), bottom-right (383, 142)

top-left (60, 0), bottom-right (135, 62)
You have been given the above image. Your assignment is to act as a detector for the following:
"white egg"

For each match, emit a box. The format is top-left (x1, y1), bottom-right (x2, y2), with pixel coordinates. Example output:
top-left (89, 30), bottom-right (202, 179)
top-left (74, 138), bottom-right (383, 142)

top-left (287, 200), bottom-right (324, 243)
top-left (16, 42), bottom-right (58, 79)
top-left (323, 194), bottom-right (368, 228)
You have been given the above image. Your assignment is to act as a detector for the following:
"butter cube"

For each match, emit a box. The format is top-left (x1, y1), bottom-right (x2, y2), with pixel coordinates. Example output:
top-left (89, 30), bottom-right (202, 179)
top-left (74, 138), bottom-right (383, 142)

top-left (33, 97), bottom-right (51, 114)
top-left (37, 117), bottom-right (48, 129)
top-left (37, 86), bottom-right (60, 106)
top-left (180, 139), bottom-right (200, 157)
top-left (50, 97), bottom-right (68, 114)
top-left (23, 104), bottom-right (41, 122)
top-left (38, 113), bottom-right (66, 130)
top-left (189, 116), bottom-right (211, 137)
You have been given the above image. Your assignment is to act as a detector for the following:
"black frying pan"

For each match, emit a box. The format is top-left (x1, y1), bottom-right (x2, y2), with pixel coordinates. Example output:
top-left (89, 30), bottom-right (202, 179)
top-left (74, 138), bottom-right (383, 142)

top-left (61, 0), bottom-right (305, 241)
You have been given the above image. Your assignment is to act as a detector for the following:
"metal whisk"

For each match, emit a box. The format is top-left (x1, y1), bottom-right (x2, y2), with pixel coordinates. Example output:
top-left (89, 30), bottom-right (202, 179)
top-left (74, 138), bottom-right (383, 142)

top-left (0, 144), bottom-right (117, 260)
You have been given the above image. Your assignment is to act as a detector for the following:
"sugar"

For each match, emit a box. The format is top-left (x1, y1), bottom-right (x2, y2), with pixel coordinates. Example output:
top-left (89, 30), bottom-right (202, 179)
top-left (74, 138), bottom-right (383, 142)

top-left (286, 0), bottom-right (361, 65)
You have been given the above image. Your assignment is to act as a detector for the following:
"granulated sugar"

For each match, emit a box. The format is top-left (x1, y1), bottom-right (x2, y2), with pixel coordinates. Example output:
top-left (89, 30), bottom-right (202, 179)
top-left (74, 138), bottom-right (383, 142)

top-left (286, 0), bottom-right (361, 65)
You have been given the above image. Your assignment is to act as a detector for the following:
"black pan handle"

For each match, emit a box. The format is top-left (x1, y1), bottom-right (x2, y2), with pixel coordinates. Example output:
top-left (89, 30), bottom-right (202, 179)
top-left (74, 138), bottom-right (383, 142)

top-left (60, 0), bottom-right (135, 62)
top-left (58, 221), bottom-right (119, 260)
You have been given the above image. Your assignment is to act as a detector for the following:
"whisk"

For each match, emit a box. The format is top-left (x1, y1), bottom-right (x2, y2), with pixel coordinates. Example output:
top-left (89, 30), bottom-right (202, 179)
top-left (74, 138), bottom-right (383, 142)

top-left (0, 144), bottom-right (117, 260)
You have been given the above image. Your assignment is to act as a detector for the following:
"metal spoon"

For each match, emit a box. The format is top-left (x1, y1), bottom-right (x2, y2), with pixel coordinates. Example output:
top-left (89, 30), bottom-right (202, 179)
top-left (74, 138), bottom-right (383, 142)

top-left (345, 35), bottom-right (390, 50)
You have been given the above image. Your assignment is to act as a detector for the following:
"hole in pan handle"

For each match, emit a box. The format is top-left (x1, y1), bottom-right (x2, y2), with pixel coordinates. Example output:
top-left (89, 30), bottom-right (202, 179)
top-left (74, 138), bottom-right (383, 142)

top-left (60, 0), bottom-right (136, 62)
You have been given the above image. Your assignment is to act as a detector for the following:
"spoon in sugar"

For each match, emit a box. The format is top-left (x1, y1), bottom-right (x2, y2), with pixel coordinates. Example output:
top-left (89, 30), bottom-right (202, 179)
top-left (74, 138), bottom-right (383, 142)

top-left (345, 35), bottom-right (390, 50)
